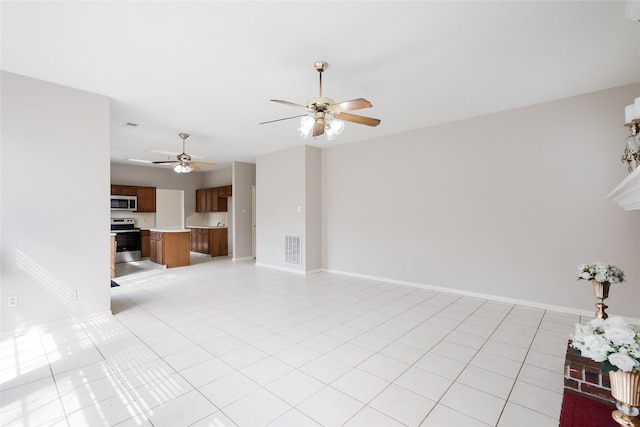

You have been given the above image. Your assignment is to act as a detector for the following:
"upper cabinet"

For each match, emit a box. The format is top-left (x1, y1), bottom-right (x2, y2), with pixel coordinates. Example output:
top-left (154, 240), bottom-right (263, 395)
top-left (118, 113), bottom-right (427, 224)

top-left (110, 185), bottom-right (137, 196)
top-left (135, 186), bottom-right (156, 212)
top-left (111, 184), bottom-right (157, 212)
top-left (196, 185), bottom-right (232, 212)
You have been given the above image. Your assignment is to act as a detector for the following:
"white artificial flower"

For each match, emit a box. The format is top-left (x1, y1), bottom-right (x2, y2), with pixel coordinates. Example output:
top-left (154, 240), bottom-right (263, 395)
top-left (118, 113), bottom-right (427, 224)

top-left (582, 335), bottom-right (612, 362)
top-left (580, 272), bottom-right (592, 280)
top-left (608, 352), bottom-right (639, 372)
top-left (604, 326), bottom-right (637, 346)
top-left (589, 318), bottom-right (605, 329)
top-left (604, 316), bottom-right (629, 328)
top-left (594, 273), bottom-right (607, 282)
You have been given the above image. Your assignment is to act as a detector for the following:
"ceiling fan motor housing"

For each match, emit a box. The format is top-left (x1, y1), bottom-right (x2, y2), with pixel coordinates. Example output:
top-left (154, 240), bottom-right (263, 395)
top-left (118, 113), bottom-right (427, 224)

top-left (307, 97), bottom-right (335, 112)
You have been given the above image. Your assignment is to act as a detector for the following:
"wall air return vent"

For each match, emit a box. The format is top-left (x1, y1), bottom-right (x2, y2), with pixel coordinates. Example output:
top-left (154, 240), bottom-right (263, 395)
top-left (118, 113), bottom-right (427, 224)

top-left (284, 235), bottom-right (301, 266)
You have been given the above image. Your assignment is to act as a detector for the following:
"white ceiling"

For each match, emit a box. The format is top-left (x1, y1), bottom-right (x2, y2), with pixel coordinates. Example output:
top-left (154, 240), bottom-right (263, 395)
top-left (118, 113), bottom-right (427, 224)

top-left (2, 1), bottom-right (639, 170)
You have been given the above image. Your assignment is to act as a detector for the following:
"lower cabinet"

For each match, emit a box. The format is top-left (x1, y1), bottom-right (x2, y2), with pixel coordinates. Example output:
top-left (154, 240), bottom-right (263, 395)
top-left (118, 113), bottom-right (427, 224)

top-left (190, 227), bottom-right (228, 257)
top-left (150, 230), bottom-right (190, 268)
top-left (140, 230), bottom-right (150, 258)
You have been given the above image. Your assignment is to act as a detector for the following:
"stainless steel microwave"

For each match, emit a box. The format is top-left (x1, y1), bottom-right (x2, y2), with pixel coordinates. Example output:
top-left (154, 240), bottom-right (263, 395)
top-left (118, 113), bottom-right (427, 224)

top-left (110, 195), bottom-right (137, 211)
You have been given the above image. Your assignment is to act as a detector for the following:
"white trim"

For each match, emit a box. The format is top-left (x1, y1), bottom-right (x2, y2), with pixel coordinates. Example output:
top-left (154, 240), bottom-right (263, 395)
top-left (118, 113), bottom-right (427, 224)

top-left (1, 310), bottom-right (113, 340)
top-left (323, 268), bottom-right (640, 324)
top-left (232, 256), bottom-right (255, 262)
top-left (255, 262), bottom-right (323, 275)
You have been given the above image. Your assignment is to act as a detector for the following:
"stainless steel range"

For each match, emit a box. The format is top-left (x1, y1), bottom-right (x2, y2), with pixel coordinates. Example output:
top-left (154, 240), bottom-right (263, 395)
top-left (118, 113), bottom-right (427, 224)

top-left (111, 218), bottom-right (141, 263)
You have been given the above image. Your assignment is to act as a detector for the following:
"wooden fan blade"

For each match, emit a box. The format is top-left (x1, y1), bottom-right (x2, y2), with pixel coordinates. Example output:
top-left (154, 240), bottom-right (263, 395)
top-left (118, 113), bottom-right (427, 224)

top-left (152, 160), bottom-right (178, 165)
top-left (190, 164), bottom-right (200, 171)
top-left (336, 112), bottom-right (381, 127)
top-left (313, 119), bottom-right (325, 137)
top-left (259, 114), bottom-right (306, 125)
top-left (192, 161), bottom-right (216, 168)
top-left (270, 99), bottom-right (308, 110)
top-left (328, 98), bottom-right (372, 113)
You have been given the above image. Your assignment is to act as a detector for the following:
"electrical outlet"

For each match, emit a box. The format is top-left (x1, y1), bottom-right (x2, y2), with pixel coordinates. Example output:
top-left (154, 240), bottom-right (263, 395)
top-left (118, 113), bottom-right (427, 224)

top-left (8, 296), bottom-right (18, 307)
top-left (407, 261), bottom-right (413, 268)
top-left (69, 290), bottom-right (78, 302)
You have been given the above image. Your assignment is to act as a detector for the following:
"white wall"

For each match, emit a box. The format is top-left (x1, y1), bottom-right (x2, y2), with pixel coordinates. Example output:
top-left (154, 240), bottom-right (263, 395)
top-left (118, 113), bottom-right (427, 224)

top-left (1, 71), bottom-right (111, 334)
top-left (305, 146), bottom-right (322, 271)
top-left (155, 189), bottom-right (184, 228)
top-left (232, 162), bottom-right (256, 259)
top-left (256, 146), bottom-right (320, 272)
top-left (321, 83), bottom-right (640, 318)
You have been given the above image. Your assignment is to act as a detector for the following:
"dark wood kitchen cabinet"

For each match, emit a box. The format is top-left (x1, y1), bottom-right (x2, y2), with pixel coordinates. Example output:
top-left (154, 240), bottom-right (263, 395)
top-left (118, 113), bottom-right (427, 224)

top-left (189, 227), bottom-right (227, 257)
top-left (111, 184), bottom-right (137, 196)
top-left (111, 184), bottom-right (156, 212)
top-left (140, 229), bottom-right (150, 258)
top-left (196, 186), bottom-right (231, 212)
top-left (149, 231), bottom-right (162, 264)
top-left (135, 186), bottom-right (156, 212)
top-left (209, 228), bottom-right (228, 257)
top-left (150, 230), bottom-right (190, 268)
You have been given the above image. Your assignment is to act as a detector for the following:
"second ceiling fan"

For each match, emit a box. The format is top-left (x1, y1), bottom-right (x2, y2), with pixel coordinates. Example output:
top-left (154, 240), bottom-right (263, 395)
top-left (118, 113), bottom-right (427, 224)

top-left (261, 61), bottom-right (381, 139)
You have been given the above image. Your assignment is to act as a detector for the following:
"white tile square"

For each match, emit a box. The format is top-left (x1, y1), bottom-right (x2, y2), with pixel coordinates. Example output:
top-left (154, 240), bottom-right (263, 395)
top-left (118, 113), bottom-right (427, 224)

top-left (299, 355), bottom-right (353, 384)
top-left (327, 343), bottom-right (374, 366)
top-left (344, 406), bottom-right (406, 427)
top-left (414, 352), bottom-right (466, 380)
top-left (268, 409), bottom-right (321, 426)
top-left (296, 386), bottom-right (364, 427)
top-left (497, 401), bottom-right (559, 426)
top-left (252, 334), bottom-right (297, 354)
top-left (129, 372), bottom-right (194, 411)
top-left (431, 340), bottom-right (478, 363)
top-left (199, 371), bottom-right (260, 408)
top-left (508, 380), bottom-right (562, 419)
top-left (439, 382), bottom-right (505, 425)
top-left (517, 363), bottom-right (564, 393)
top-left (369, 383), bottom-right (436, 426)
top-left (146, 389), bottom-right (218, 427)
top-left (457, 365), bottom-right (516, 399)
top-left (223, 388), bottom-right (292, 426)
top-left (178, 356), bottom-right (235, 388)
top-left (300, 333), bottom-right (344, 354)
top-left (331, 367), bottom-right (390, 403)
top-left (470, 351), bottom-right (523, 378)
top-left (357, 353), bottom-right (409, 382)
top-left (274, 344), bottom-right (321, 368)
top-left (266, 370), bottom-right (325, 406)
top-left (163, 346), bottom-right (214, 371)
top-left (217, 344), bottom-right (268, 369)
top-left (481, 339), bottom-right (528, 362)
top-left (394, 366), bottom-right (453, 401)
top-left (420, 403), bottom-right (491, 426)
top-left (240, 356), bottom-right (294, 386)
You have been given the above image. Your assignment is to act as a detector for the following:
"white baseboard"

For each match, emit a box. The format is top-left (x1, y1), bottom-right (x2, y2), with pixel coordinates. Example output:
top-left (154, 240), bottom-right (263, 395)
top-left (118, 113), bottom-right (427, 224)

top-left (255, 263), bottom-right (322, 275)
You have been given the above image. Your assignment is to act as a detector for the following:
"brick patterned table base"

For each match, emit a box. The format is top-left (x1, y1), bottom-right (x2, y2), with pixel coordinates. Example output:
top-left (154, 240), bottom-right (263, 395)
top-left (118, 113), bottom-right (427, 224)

top-left (561, 342), bottom-right (619, 427)
top-left (564, 342), bottom-right (616, 404)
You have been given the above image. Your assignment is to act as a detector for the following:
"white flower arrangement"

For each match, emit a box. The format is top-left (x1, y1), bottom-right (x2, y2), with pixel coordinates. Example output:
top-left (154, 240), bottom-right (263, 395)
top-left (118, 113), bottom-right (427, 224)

top-left (577, 262), bottom-right (625, 284)
top-left (570, 316), bottom-right (640, 373)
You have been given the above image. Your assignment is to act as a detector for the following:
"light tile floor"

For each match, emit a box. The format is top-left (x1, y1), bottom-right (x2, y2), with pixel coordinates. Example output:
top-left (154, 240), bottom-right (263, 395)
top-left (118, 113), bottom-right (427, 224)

top-left (1, 255), bottom-right (581, 426)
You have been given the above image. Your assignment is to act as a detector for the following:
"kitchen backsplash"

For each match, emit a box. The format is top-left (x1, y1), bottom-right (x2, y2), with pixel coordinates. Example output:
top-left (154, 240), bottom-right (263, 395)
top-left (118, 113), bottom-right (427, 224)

top-left (110, 211), bottom-right (155, 228)
top-left (186, 212), bottom-right (228, 227)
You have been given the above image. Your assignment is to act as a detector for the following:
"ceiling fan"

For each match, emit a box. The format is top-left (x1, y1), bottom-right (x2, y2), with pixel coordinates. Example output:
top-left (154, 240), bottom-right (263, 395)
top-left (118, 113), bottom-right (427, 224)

top-left (260, 61), bottom-right (381, 139)
top-left (152, 133), bottom-right (216, 173)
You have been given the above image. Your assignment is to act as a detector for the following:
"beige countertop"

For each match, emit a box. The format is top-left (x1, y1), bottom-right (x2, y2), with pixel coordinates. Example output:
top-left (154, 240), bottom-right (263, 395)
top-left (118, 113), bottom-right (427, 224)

top-left (149, 227), bottom-right (191, 233)
top-left (187, 225), bottom-right (228, 229)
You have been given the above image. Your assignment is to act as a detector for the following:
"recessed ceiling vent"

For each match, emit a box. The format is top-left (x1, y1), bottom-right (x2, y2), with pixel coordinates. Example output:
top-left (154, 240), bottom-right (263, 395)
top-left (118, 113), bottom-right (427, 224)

top-left (120, 122), bottom-right (139, 129)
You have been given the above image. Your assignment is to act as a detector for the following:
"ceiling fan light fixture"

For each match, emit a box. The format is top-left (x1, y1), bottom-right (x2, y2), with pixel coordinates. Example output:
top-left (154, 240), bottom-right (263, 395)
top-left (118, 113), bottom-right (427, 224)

top-left (174, 164), bottom-right (193, 173)
top-left (298, 116), bottom-right (315, 138)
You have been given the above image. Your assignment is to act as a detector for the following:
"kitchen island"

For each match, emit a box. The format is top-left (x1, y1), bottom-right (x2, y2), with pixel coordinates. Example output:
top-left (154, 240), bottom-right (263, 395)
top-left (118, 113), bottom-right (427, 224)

top-left (149, 228), bottom-right (191, 268)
